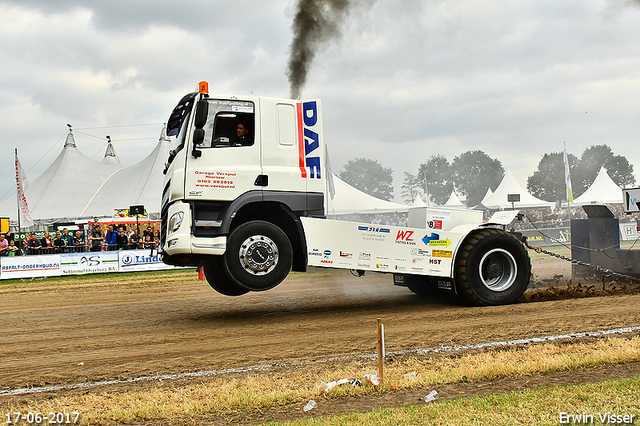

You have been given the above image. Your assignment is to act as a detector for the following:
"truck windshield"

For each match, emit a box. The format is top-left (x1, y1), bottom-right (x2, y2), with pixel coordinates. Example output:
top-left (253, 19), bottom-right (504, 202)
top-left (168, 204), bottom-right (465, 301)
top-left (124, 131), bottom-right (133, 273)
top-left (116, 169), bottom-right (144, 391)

top-left (165, 110), bottom-right (190, 168)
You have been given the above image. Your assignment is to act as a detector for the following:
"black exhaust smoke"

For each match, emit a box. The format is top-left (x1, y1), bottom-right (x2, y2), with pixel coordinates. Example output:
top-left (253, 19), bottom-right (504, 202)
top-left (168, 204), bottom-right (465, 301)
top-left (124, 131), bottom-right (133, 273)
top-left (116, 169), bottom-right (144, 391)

top-left (287, 0), bottom-right (372, 99)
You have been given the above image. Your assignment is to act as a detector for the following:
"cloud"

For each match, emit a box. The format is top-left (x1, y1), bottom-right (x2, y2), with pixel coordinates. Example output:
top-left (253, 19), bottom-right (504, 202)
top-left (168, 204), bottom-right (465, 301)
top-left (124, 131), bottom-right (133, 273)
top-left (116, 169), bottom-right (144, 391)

top-left (1, 0), bottom-right (639, 207)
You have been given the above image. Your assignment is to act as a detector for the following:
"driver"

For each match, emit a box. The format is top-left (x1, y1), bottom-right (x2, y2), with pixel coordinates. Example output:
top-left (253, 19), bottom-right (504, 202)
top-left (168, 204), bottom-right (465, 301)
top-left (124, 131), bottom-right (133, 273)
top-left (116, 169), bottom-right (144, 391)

top-left (233, 122), bottom-right (252, 146)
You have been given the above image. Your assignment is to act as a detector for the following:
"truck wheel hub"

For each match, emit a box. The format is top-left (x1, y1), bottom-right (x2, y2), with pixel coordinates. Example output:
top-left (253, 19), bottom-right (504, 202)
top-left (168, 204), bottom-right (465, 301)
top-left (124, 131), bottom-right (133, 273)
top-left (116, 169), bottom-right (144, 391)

top-left (479, 248), bottom-right (517, 292)
top-left (239, 235), bottom-right (279, 275)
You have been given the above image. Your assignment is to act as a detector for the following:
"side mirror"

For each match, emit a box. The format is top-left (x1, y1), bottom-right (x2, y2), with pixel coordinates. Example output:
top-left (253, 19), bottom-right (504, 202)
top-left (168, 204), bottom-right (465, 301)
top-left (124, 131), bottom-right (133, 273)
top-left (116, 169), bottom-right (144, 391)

top-left (192, 129), bottom-right (204, 157)
top-left (193, 128), bottom-right (205, 146)
top-left (194, 100), bottom-right (208, 129)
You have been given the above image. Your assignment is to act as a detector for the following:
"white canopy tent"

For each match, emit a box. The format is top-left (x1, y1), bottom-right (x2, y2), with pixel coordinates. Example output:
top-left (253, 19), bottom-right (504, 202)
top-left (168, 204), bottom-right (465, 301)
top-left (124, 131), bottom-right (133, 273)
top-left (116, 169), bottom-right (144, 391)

top-left (327, 175), bottom-right (409, 216)
top-left (482, 169), bottom-right (555, 210)
top-left (472, 187), bottom-right (494, 210)
top-left (572, 167), bottom-right (623, 205)
top-left (443, 191), bottom-right (465, 208)
top-left (411, 196), bottom-right (427, 207)
top-left (0, 128), bottom-right (171, 224)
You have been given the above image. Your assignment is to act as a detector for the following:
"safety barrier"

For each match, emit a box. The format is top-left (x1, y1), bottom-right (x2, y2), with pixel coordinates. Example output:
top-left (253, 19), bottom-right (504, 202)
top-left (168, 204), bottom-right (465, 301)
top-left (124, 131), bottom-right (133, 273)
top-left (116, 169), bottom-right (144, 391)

top-left (0, 249), bottom-right (187, 280)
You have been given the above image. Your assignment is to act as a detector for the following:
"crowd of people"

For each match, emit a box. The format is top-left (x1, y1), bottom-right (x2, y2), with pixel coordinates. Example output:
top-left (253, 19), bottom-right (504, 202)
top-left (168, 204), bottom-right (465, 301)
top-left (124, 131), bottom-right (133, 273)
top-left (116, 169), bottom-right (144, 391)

top-left (0, 220), bottom-right (160, 256)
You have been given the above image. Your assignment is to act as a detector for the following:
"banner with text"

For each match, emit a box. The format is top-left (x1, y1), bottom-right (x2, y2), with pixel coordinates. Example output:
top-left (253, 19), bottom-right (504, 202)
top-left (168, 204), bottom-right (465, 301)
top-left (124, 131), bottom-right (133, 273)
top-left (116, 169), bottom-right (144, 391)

top-left (1, 255), bottom-right (61, 279)
top-left (60, 252), bottom-right (119, 275)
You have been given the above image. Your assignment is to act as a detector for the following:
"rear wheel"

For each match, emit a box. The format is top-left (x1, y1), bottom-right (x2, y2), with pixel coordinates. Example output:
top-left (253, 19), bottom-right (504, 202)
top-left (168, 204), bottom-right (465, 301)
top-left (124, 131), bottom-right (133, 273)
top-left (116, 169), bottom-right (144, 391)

top-left (455, 228), bottom-right (530, 306)
top-left (224, 220), bottom-right (293, 291)
top-left (203, 256), bottom-right (248, 296)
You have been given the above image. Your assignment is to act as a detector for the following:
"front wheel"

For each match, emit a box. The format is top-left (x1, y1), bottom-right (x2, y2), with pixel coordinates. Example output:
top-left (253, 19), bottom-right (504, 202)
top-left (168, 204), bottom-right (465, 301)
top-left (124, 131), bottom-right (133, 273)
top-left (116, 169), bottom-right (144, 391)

top-left (454, 228), bottom-right (531, 306)
top-left (224, 221), bottom-right (293, 292)
top-left (203, 256), bottom-right (249, 296)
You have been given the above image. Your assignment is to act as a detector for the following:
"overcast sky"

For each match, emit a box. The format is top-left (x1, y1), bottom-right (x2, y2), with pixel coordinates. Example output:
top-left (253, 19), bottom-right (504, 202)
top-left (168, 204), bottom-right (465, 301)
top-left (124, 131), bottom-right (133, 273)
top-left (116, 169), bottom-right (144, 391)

top-left (1, 0), bottom-right (639, 206)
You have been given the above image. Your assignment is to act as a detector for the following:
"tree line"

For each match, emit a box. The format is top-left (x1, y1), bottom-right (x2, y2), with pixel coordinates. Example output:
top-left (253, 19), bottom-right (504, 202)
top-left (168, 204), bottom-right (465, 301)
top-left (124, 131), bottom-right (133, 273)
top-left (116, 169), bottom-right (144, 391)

top-left (338, 144), bottom-right (635, 206)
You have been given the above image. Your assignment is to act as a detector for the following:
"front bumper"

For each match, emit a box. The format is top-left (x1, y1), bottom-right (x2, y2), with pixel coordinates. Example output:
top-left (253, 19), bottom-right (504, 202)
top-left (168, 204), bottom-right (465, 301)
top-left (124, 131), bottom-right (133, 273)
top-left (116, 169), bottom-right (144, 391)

top-left (162, 201), bottom-right (227, 262)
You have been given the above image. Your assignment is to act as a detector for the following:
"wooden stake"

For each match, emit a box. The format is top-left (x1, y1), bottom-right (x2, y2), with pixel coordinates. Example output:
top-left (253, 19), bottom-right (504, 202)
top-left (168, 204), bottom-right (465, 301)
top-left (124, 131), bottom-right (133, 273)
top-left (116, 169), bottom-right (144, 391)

top-left (377, 318), bottom-right (384, 383)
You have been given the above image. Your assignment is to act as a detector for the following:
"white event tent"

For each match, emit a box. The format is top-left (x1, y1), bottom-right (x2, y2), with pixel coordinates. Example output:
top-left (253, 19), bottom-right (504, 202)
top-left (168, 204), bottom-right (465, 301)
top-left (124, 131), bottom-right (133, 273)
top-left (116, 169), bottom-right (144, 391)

top-left (572, 167), bottom-right (623, 206)
top-left (327, 175), bottom-right (409, 216)
top-left (1, 127), bottom-right (172, 224)
top-left (482, 169), bottom-right (555, 210)
top-left (443, 191), bottom-right (465, 208)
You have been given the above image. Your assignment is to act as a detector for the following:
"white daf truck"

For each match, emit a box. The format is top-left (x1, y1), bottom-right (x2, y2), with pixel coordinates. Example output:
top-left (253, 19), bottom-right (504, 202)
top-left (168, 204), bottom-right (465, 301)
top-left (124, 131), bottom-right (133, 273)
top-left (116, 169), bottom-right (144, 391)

top-left (159, 82), bottom-right (531, 306)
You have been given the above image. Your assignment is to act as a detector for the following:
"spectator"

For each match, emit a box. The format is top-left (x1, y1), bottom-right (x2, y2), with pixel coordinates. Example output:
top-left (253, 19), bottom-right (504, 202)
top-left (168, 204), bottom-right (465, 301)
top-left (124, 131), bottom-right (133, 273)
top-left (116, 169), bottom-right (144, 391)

top-left (72, 231), bottom-right (86, 252)
top-left (7, 240), bottom-right (20, 256)
top-left (26, 234), bottom-right (42, 255)
top-left (90, 224), bottom-right (103, 252)
top-left (143, 225), bottom-right (155, 239)
top-left (129, 229), bottom-right (143, 249)
top-left (105, 225), bottom-right (118, 251)
top-left (0, 234), bottom-right (8, 256)
top-left (61, 228), bottom-right (74, 250)
top-left (52, 230), bottom-right (67, 253)
top-left (143, 235), bottom-right (155, 249)
top-left (41, 231), bottom-right (52, 253)
top-left (116, 228), bottom-right (129, 250)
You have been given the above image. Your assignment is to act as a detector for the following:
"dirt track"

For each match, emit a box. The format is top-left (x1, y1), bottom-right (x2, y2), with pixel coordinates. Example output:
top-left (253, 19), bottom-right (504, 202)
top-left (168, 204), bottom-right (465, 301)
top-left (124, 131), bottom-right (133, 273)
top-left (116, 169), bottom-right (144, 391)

top-left (1, 263), bottom-right (638, 395)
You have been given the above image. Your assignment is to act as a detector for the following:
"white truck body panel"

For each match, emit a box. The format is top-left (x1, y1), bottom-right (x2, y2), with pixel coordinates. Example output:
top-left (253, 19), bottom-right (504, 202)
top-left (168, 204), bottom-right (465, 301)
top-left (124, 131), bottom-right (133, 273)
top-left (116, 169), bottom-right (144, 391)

top-left (302, 217), bottom-right (466, 277)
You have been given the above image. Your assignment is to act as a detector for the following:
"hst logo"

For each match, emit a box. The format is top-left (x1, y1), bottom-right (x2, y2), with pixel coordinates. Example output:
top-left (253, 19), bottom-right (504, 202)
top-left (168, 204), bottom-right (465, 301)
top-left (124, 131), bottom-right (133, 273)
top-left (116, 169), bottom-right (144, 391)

top-left (297, 101), bottom-right (321, 179)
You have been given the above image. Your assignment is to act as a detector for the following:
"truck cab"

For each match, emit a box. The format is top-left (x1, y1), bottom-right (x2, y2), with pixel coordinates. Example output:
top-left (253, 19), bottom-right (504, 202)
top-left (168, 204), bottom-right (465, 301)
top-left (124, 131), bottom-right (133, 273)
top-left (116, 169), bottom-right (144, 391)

top-left (161, 82), bottom-right (326, 294)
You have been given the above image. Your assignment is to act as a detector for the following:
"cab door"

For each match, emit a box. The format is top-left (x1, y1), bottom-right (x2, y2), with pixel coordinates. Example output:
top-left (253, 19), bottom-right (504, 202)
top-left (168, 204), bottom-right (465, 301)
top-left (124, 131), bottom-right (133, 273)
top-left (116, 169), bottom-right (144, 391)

top-left (259, 98), bottom-right (325, 197)
top-left (184, 98), bottom-right (262, 203)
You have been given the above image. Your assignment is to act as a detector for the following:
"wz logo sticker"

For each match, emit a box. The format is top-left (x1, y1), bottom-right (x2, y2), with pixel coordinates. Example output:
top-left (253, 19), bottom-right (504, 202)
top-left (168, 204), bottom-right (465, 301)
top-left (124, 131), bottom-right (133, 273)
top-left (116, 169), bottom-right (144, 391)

top-left (395, 230), bottom-right (416, 245)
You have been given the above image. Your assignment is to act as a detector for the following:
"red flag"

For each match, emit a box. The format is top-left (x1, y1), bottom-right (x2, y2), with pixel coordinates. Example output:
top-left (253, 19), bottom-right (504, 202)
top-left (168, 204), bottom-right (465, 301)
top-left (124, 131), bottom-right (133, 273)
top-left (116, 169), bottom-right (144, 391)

top-left (15, 149), bottom-right (34, 228)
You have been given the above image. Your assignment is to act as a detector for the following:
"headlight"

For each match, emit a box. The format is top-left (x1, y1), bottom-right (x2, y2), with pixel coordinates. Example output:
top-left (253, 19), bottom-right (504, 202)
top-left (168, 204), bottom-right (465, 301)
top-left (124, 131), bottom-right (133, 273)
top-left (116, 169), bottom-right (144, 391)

top-left (168, 211), bottom-right (184, 233)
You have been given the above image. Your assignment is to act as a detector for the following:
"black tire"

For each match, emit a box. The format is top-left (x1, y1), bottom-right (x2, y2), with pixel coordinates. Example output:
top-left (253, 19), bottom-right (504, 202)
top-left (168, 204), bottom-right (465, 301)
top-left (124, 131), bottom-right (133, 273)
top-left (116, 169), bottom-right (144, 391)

top-left (203, 256), bottom-right (249, 296)
top-left (454, 228), bottom-right (531, 306)
top-left (224, 220), bottom-right (293, 292)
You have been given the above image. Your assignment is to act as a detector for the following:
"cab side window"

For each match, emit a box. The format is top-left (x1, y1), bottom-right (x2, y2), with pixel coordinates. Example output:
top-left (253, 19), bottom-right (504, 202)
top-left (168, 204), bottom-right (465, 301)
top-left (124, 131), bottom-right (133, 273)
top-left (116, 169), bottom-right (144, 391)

top-left (210, 112), bottom-right (254, 147)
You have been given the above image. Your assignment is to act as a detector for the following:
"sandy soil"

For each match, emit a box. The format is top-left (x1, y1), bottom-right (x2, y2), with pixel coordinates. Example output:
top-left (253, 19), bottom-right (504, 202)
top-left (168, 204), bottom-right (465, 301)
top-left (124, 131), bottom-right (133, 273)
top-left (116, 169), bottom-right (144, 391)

top-left (0, 258), bottom-right (639, 423)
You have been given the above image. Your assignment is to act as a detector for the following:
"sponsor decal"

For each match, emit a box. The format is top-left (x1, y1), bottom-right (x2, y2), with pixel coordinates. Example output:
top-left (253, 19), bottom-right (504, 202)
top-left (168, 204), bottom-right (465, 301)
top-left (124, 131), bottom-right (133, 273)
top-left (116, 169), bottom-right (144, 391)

top-left (429, 258), bottom-right (442, 264)
top-left (410, 248), bottom-right (430, 257)
top-left (297, 101), bottom-right (322, 179)
top-left (394, 258), bottom-right (407, 262)
top-left (395, 230), bottom-right (416, 245)
top-left (376, 256), bottom-right (389, 260)
top-left (432, 249), bottom-right (453, 258)
top-left (358, 226), bottom-right (390, 242)
top-left (422, 233), bottom-right (452, 247)
top-left (188, 190), bottom-right (203, 197)
top-left (340, 251), bottom-right (353, 259)
top-left (412, 258), bottom-right (424, 263)
top-left (427, 208), bottom-right (451, 221)
top-left (320, 249), bottom-right (333, 263)
top-left (429, 269), bottom-right (442, 273)
top-left (357, 263), bottom-right (371, 268)
top-left (358, 252), bottom-right (371, 261)
top-left (411, 266), bottom-right (424, 272)
top-left (394, 265), bottom-right (407, 271)
top-left (375, 263), bottom-right (389, 270)
top-left (426, 220), bottom-right (443, 230)
top-left (194, 171), bottom-right (236, 189)
top-left (437, 280), bottom-right (453, 290)
top-left (358, 226), bottom-right (391, 233)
